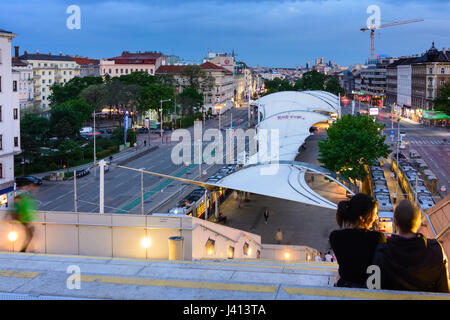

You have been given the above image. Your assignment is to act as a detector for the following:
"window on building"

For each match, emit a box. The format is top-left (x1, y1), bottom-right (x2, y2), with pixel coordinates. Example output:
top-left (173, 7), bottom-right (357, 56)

top-left (125, 69), bottom-right (128, 74)
top-left (0, 135), bottom-right (2, 150)
top-left (49, 71), bottom-right (51, 75)
top-left (14, 137), bottom-right (18, 148)
top-left (109, 69), bottom-right (111, 74)
top-left (120, 69), bottom-right (123, 74)
top-left (0, 163), bottom-right (2, 179)
top-left (43, 96), bottom-right (45, 100)
top-left (44, 63), bottom-right (47, 67)
top-left (429, 68), bottom-right (433, 74)
top-left (13, 80), bottom-right (17, 92)
top-left (0, 76), bottom-right (1, 92)
top-left (441, 79), bottom-right (445, 86)
top-left (43, 87), bottom-right (45, 92)
top-left (13, 108), bottom-right (18, 120)
top-left (441, 68), bottom-right (445, 74)
top-left (42, 79), bottom-right (46, 84)
top-left (0, 106), bottom-right (2, 121)
top-left (69, 71), bottom-right (72, 75)
top-left (49, 79), bottom-right (52, 84)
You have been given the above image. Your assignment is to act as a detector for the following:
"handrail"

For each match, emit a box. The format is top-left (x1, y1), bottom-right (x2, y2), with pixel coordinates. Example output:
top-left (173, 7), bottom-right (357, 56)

top-left (436, 223), bottom-right (450, 240)
top-left (194, 223), bottom-right (262, 249)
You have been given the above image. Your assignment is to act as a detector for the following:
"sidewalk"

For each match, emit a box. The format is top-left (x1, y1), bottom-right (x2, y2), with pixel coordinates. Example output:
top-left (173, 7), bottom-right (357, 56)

top-left (383, 157), bottom-right (407, 205)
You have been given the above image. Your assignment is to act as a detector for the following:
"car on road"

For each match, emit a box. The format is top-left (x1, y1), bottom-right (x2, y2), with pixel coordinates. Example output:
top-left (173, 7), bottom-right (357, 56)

top-left (15, 176), bottom-right (43, 187)
top-left (136, 127), bottom-right (149, 134)
top-left (76, 169), bottom-right (90, 178)
top-left (206, 177), bottom-right (220, 183)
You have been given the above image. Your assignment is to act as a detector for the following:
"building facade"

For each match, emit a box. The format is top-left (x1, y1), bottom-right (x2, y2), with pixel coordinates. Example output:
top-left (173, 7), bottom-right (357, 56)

top-left (359, 57), bottom-right (397, 105)
top-left (0, 29), bottom-right (21, 209)
top-left (100, 51), bottom-right (167, 78)
top-left (71, 56), bottom-right (100, 77)
top-left (385, 43), bottom-right (450, 117)
top-left (11, 46), bottom-right (33, 110)
top-left (19, 51), bottom-right (80, 110)
top-left (156, 62), bottom-right (234, 115)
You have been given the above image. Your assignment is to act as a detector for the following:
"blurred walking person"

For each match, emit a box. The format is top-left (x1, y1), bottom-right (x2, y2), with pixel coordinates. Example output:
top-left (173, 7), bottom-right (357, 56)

top-left (9, 192), bottom-right (37, 252)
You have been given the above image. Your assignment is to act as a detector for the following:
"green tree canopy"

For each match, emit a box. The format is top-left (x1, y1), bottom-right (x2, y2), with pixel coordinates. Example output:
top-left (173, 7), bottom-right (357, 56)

top-left (60, 99), bottom-right (94, 123)
top-left (433, 82), bottom-right (450, 115)
top-left (137, 83), bottom-right (175, 116)
top-left (80, 84), bottom-right (108, 112)
top-left (263, 78), bottom-right (294, 95)
top-left (20, 113), bottom-right (51, 161)
top-left (49, 76), bottom-right (103, 106)
top-left (177, 87), bottom-right (203, 115)
top-left (49, 104), bottom-right (84, 140)
top-left (318, 115), bottom-right (391, 182)
top-left (179, 65), bottom-right (214, 90)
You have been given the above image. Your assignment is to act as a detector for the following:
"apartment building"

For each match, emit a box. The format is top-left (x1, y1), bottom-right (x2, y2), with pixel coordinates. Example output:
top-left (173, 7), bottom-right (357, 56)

top-left (412, 43), bottom-right (450, 110)
top-left (19, 50), bottom-right (80, 110)
top-left (358, 57), bottom-right (397, 105)
top-left (71, 56), bottom-right (100, 77)
top-left (0, 28), bottom-right (21, 209)
top-left (100, 51), bottom-right (167, 78)
top-left (11, 46), bottom-right (33, 110)
top-left (385, 43), bottom-right (450, 116)
top-left (156, 62), bottom-right (234, 115)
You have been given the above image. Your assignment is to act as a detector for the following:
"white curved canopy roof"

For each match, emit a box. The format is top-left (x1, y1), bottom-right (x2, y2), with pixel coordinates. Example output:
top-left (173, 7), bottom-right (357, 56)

top-left (142, 91), bottom-right (352, 211)
top-left (253, 91), bottom-right (340, 119)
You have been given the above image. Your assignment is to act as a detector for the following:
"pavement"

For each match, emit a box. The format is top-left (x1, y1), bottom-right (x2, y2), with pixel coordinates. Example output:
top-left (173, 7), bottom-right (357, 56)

top-left (0, 251), bottom-right (448, 300)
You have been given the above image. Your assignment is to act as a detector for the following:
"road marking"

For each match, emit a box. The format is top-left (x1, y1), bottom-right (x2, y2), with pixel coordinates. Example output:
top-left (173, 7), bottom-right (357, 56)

top-left (0, 269), bottom-right (40, 279)
top-left (80, 275), bottom-right (278, 293)
top-left (282, 287), bottom-right (450, 300)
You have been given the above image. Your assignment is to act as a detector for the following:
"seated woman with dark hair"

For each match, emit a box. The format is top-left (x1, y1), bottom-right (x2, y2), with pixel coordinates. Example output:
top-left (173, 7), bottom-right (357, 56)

top-left (329, 193), bottom-right (386, 288)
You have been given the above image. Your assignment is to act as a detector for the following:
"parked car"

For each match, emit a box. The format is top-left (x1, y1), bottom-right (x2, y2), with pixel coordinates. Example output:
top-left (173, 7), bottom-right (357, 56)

top-left (136, 127), bottom-right (149, 134)
top-left (15, 176), bottom-right (43, 187)
top-left (392, 152), bottom-right (407, 160)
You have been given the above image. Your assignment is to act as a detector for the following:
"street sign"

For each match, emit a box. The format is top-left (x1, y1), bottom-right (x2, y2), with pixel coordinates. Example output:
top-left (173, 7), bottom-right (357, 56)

top-left (390, 130), bottom-right (395, 136)
top-left (369, 107), bottom-right (379, 116)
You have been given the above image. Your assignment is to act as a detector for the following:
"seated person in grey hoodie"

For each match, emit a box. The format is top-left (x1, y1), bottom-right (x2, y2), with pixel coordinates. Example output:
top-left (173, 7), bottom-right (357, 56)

top-left (372, 199), bottom-right (449, 293)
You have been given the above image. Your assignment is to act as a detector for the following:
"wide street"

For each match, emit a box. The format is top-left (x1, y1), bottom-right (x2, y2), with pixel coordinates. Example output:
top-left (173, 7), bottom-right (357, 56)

top-left (32, 106), bottom-right (250, 214)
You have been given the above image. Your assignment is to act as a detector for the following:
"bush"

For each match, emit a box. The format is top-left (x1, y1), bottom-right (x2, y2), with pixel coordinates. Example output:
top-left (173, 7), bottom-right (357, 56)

top-left (49, 162), bottom-right (59, 171)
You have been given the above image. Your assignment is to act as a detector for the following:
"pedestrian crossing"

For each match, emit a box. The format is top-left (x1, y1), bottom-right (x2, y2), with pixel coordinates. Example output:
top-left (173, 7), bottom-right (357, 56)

top-left (407, 138), bottom-right (447, 145)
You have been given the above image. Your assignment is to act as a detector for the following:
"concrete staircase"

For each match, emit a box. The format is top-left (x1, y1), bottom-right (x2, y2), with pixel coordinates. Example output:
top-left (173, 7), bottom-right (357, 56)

top-left (0, 251), bottom-right (449, 300)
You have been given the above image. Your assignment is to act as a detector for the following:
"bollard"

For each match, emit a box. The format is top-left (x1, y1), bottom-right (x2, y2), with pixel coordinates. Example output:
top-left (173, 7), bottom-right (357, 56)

top-left (168, 236), bottom-right (184, 260)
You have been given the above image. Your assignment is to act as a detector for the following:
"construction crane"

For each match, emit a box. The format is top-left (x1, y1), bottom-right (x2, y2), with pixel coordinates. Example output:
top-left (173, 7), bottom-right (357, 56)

top-left (361, 18), bottom-right (424, 60)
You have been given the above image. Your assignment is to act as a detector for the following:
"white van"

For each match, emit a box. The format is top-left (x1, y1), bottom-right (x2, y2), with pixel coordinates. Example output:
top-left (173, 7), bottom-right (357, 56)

top-left (80, 127), bottom-right (93, 134)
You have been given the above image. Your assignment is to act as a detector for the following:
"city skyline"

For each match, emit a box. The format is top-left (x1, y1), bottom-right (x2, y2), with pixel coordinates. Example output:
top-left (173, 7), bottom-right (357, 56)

top-left (1, 0), bottom-right (449, 68)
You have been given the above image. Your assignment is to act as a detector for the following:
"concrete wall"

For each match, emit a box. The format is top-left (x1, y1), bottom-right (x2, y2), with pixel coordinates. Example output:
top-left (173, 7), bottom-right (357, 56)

top-left (261, 244), bottom-right (317, 261)
top-left (0, 211), bottom-right (262, 261)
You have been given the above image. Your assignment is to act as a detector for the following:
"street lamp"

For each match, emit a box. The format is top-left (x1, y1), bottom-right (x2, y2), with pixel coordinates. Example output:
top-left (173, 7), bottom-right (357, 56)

top-left (197, 138), bottom-right (202, 179)
top-left (394, 117), bottom-right (401, 203)
top-left (92, 111), bottom-right (103, 177)
top-left (160, 99), bottom-right (171, 143)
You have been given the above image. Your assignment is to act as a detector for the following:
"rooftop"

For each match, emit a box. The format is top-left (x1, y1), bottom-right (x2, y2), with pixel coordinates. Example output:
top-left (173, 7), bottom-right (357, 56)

top-left (19, 52), bottom-right (75, 62)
